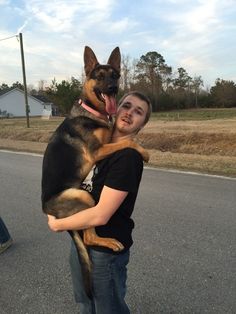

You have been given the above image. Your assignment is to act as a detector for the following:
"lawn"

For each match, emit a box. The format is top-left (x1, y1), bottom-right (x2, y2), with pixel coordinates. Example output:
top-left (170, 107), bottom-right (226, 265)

top-left (152, 107), bottom-right (236, 120)
top-left (0, 108), bottom-right (236, 177)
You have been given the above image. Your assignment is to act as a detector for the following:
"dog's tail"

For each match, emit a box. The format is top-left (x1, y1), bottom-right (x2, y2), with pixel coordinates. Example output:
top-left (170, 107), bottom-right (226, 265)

top-left (68, 230), bottom-right (92, 299)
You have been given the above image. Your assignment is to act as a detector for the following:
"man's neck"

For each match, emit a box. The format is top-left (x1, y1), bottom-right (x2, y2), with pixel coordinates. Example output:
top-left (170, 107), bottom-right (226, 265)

top-left (111, 132), bottom-right (135, 143)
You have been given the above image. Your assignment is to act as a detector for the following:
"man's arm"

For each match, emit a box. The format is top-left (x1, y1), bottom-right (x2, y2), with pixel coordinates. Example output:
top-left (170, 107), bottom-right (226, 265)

top-left (47, 186), bottom-right (128, 232)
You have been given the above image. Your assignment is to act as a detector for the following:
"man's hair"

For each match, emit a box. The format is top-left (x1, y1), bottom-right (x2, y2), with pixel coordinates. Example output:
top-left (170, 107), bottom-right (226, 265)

top-left (118, 91), bottom-right (152, 125)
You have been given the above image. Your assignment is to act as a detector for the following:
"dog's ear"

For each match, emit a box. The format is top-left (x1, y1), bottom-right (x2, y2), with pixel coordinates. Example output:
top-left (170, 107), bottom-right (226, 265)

top-left (84, 46), bottom-right (99, 76)
top-left (107, 47), bottom-right (121, 74)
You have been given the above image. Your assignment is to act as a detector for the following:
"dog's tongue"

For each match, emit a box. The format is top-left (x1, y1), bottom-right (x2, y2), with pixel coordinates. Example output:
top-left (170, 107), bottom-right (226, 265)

top-left (104, 95), bottom-right (117, 115)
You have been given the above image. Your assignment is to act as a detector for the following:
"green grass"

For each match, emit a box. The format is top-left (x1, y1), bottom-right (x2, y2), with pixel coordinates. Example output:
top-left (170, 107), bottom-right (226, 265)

top-left (151, 108), bottom-right (236, 121)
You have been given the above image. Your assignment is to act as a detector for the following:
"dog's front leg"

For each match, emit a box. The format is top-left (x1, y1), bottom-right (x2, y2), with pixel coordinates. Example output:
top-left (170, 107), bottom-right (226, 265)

top-left (95, 139), bottom-right (149, 162)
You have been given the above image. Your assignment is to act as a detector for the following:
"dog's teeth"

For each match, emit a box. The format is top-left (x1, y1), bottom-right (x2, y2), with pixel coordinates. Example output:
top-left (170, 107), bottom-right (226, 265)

top-left (101, 93), bottom-right (105, 99)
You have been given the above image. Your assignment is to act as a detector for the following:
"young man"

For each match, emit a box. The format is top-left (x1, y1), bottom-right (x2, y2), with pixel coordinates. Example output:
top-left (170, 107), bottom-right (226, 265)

top-left (47, 91), bottom-right (152, 314)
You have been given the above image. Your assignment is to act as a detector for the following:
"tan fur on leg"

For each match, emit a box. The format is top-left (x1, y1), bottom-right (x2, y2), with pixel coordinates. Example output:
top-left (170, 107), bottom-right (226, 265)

top-left (83, 228), bottom-right (124, 252)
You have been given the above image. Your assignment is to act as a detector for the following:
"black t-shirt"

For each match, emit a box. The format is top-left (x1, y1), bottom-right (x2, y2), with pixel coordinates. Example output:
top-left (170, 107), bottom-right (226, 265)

top-left (90, 147), bottom-right (144, 252)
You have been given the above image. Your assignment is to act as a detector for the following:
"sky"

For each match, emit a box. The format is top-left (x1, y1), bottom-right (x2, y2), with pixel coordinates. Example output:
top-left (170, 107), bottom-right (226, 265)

top-left (0, 0), bottom-right (236, 89)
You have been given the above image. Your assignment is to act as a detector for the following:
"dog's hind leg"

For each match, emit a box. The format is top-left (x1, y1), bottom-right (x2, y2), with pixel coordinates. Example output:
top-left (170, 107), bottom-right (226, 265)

top-left (83, 228), bottom-right (124, 252)
top-left (45, 188), bottom-right (96, 218)
top-left (54, 188), bottom-right (125, 251)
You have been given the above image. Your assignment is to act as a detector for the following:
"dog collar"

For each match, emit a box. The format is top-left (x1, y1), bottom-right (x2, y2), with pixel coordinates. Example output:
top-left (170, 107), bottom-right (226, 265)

top-left (79, 100), bottom-right (110, 122)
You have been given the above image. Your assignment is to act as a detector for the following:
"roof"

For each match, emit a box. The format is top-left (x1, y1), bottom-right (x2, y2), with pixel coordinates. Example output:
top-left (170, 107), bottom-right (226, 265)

top-left (32, 94), bottom-right (52, 103)
top-left (0, 88), bottom-right (52, 105)
top-left (0, 89), bottom-right (10, 96)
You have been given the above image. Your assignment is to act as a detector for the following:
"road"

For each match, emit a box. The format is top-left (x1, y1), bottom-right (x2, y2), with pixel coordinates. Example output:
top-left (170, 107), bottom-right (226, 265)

top-left (0, 150), bottom-right (235, 314)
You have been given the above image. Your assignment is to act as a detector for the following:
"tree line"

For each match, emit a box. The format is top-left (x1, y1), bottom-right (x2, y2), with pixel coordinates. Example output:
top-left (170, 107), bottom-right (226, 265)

top-left (1, 51), bottom-right (236, 114)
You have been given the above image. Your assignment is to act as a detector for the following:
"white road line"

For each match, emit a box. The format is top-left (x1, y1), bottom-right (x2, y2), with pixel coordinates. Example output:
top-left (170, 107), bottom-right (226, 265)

top-left (1, 149), bottom-right (236, 181)
top-left (0, 149), bottom-right (43, 157)
top-left (144, 166), bottom-right (236, 181)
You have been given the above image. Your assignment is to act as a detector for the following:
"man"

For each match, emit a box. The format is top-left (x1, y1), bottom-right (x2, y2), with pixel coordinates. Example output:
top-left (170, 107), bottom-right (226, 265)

top-left (47, 91), bottom-right (152, 314)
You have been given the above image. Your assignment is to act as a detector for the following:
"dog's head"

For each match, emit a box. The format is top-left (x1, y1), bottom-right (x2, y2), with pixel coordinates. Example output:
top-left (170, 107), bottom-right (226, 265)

top-left (82, 46), bottom-right (121, 115)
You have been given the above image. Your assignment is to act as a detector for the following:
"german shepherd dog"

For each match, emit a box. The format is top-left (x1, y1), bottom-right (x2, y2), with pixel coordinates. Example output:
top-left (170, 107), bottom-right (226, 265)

top-left (41, 46), bottom-right (149, 297)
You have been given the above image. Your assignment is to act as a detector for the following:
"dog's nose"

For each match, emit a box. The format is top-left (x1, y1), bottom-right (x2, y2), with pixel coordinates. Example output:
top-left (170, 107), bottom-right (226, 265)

top-left (108, 85), bottom-right (118, 94)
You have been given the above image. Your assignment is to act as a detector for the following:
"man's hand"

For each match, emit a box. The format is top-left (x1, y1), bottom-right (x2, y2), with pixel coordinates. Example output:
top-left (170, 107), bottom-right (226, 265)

top-left (47, 214), bottom-right (61, 232)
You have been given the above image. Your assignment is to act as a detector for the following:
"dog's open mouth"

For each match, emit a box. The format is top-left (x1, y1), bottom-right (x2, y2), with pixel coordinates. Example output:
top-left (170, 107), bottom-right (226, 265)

top-left (100, 93), bottom-right (117, 115)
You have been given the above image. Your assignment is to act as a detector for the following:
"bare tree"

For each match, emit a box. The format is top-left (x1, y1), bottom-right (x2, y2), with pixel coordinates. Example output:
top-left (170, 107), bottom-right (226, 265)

top-left (191, 76), bottom-right (204, 107)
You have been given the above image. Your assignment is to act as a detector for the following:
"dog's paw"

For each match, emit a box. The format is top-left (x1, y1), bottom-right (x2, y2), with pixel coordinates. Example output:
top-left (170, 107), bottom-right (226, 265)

top-left (142, 150), bottom-right (150, 163)
top-left (121, 140), bottom-right (150, 162)
top-left (102, 238), bottom-right (124, 252)
top-left (137, 146), bottom-right (149, 162)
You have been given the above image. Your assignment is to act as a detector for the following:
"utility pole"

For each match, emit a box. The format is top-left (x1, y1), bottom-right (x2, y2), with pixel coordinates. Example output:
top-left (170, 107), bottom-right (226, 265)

top-left (19, 32), bottom-right (30, 128)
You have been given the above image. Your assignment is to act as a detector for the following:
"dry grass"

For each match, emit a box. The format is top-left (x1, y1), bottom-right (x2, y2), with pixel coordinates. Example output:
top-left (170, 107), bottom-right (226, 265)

top-left (148, 150), bottom-right (236, 177)
top-left (0, 116), bottom-right (236, 177)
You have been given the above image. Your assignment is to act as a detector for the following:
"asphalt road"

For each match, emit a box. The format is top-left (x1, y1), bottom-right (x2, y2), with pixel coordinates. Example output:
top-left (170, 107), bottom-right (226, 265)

top-left (0, 150), bottom-right (235, 314)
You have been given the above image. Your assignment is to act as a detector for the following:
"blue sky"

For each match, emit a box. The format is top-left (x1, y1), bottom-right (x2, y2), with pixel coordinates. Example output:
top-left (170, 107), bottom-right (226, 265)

top-left (0, 0), bottom-right (235, 89)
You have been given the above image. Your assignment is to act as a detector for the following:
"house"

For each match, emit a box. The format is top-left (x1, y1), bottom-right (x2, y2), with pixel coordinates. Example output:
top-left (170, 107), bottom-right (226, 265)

top-left (0, 88), bottom-right (53, 117)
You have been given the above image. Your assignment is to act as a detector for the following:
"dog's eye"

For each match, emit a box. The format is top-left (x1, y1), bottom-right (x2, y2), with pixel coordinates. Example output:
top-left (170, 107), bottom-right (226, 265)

top-left (97, 73), bottom-right (105, 81)
top-left (111, 71), bottom-right (120, 79)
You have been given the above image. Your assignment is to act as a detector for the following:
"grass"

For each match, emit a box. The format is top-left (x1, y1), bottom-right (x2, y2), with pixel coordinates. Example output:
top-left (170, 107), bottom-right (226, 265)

top-left (152, 107), bottom-right (236, 120)
top-left (0, 117), bottom-right (62, 142)
top-left (0, 109), bottom-right (236, 177)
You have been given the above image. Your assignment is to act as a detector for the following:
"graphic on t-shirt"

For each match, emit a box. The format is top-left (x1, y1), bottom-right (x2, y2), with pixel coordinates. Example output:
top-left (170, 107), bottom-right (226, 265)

top-left (81, 166), bottom-right (95, 192)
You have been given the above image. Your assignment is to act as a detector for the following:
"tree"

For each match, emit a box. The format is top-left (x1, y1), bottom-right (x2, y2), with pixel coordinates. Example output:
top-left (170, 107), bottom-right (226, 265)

top-left (172, 68), bottom-right (193, 109)
top-left (134, 51), bottom-right (172, 111)
top-left (120, 54), bottom-right (132, 92)
top-left (210, 79), bottom-right (236, 107)
top-left (136, 51), bottom-right (164, 93)
top-left (191, 76), bottom-right (204, 107)
top-left (161, 67), bottom-right (172, 92)
top-left (45, 77), bottom-right (82, 114)
top-left (11, 81), bottom-right (24, 90)
top-left (0, 83), bottom-right (10, 92)
top-left (173, 67), bottom-right (192, 90)
top-left (0, 82), bottom-right (24, 92)
top-left (38, 80), bottom-right (46, 92)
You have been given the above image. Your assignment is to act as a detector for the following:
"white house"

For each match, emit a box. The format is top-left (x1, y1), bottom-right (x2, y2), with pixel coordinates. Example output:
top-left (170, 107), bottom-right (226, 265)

top-left (0, 88), bottom-right (52, 117)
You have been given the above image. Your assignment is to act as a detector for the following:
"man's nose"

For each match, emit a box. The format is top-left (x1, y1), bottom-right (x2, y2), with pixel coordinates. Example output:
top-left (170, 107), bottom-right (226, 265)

top-left (127, 108), bottom-right (134, 116)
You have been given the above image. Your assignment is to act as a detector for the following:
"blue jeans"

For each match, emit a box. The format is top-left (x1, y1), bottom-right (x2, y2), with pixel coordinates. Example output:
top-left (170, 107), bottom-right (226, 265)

top-left (0, 217), bottom-right (11, 243)
top-left (69, 241), bottom-right (130, 314)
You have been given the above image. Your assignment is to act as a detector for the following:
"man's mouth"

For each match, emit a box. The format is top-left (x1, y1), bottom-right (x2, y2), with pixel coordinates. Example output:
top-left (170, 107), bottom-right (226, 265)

top-left (121, 116), bottom-right (132, 124)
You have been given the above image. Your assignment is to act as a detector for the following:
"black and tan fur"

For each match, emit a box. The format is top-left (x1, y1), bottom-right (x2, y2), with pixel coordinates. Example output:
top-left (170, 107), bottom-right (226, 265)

top-left (41, 46), bottom-right (149, 297)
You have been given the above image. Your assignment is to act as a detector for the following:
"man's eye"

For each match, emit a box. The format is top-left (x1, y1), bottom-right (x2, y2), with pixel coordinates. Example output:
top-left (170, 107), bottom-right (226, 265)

top-left (122, 104), bottom-right (129, 109)
top-left (136, 109), bottom-right (143, 115)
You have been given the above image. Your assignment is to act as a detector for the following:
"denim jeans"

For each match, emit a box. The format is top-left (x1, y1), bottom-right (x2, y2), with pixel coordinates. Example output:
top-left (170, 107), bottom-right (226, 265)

top-left (0, 217), bottom-right (11, 243)
top-left (69, 241), bottom-right (130, 314)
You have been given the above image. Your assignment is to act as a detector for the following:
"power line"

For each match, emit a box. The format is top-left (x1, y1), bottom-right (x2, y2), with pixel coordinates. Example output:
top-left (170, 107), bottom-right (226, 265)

top-left (0, 34), bottom-right (18, 42)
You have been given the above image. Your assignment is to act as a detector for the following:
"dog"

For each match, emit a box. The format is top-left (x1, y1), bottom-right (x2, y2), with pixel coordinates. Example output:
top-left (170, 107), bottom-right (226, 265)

top-left (41, 46), bottom-right (149, 298)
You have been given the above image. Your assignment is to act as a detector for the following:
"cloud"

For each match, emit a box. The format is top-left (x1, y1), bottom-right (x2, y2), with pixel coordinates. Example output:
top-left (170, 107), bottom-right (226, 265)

top-left (0, 0), bottom-right (235, 87)
top-left (24, 0), bottom-right (116, 33)
top-left (103, 17), bottom-right (138, 34)
top-left (0, 0), bottom-right (10, 5)
top-left (150, 0), bottom-right (236, 85)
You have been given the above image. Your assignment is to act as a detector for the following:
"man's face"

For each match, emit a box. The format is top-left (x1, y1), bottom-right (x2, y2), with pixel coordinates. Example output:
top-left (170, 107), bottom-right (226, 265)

top-left (115, 95), bottom-right (148, 136)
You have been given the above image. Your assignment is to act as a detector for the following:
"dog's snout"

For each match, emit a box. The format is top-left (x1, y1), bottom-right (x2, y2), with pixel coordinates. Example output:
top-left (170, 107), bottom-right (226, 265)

top-left (108, 85), bottom-right (118, 94)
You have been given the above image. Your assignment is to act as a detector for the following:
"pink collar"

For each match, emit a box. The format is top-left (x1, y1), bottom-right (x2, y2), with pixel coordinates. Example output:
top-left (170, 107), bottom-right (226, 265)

top-left (80, 100), bottom-right (108, 121)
